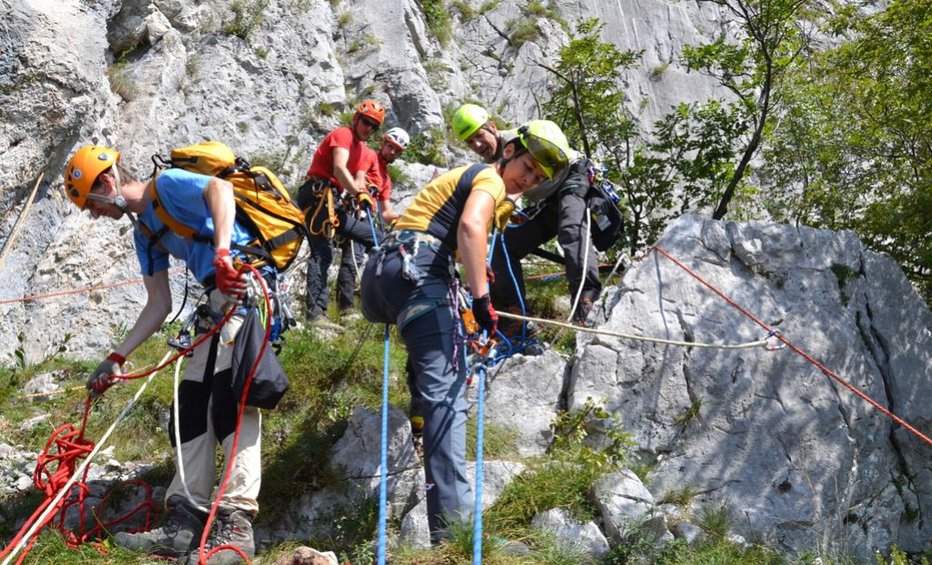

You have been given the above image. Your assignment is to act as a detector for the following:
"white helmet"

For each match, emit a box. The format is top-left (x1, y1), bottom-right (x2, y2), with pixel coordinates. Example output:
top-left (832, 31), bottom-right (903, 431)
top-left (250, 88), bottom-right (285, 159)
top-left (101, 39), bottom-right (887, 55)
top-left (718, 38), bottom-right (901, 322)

top-left (384, 127), bottom-right (410, 150)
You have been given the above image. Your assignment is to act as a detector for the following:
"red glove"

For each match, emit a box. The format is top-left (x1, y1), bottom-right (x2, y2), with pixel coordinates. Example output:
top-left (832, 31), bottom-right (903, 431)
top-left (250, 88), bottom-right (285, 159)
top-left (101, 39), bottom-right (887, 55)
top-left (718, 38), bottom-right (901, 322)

top-left (88, 352), bottom-right (125, 397)
top-left (213, 248), bottom-right (245, 297)
top-left (471, 294), bottom-right (498, 336)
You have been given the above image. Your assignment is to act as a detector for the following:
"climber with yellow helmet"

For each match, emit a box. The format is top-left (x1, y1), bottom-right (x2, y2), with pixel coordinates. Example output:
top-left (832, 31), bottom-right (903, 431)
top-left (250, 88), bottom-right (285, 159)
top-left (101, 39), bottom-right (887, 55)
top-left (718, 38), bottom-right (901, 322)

top-left (450, 103), bottom-right (518, 163)
top-left (360, 120), bottom-right (569, 544)
top-left (452, 104), bottom-right (604, 332)
top-left (297, 98), bottom-right (388, 326)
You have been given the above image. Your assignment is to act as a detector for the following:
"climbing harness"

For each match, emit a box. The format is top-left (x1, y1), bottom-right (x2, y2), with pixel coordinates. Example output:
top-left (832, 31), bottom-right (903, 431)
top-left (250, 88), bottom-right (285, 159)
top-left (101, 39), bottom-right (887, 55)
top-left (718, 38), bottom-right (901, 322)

top-left (303, 178), bottom-right (341, 240)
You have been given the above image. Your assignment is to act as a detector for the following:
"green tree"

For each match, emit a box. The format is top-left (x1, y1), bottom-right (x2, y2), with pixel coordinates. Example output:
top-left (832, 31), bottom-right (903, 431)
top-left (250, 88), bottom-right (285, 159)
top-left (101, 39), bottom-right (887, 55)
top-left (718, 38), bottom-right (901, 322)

top-left (540, 19), bottom-right (755, 253)
top-left (683, 0), bottom-right (811, 219)
top-left (761, 0), bottom-right (931, 299)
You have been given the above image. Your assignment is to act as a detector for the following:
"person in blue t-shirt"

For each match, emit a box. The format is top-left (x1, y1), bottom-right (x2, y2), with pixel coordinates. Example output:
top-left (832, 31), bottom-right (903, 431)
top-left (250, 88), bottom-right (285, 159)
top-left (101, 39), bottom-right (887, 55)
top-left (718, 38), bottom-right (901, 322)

top-left (63, 145), bottom-right (268, 564)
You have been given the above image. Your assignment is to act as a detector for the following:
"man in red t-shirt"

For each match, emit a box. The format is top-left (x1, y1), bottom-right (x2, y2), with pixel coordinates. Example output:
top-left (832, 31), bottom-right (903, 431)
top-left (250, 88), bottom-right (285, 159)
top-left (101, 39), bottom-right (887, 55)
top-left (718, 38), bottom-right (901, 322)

top-left (297, 99), bottom-right (386, 324)
top-left (335, 127), bottom-right (410, 317)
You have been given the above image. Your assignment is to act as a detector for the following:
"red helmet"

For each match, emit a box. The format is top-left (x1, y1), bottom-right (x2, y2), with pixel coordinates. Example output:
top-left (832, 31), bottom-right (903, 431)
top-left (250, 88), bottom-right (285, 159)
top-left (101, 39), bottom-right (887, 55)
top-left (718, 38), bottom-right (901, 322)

top-left (355, 99), bottom-right (386, 126)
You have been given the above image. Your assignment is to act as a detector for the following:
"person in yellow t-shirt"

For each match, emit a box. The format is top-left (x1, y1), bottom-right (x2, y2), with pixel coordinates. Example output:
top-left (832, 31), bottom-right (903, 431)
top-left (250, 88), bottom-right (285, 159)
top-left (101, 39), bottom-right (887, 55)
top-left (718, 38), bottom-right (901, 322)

top-left (360, 120), bottom-right (570, 543)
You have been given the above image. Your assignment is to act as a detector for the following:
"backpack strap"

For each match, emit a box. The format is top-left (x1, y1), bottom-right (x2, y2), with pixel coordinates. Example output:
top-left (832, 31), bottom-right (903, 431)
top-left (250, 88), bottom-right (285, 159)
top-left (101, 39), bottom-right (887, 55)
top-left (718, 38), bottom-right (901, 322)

top-left (456, 163), bottom-right (490, 193)
top-left (149, 174), bottom-right (200, 240)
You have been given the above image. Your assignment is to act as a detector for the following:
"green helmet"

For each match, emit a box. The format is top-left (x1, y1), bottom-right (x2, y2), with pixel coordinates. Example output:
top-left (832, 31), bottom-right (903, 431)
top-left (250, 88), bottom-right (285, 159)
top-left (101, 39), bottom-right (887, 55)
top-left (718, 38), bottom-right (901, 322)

top-left (451, 103), bottom-right (491, 142)
top-left (517, 119), bottom-right (570, 179)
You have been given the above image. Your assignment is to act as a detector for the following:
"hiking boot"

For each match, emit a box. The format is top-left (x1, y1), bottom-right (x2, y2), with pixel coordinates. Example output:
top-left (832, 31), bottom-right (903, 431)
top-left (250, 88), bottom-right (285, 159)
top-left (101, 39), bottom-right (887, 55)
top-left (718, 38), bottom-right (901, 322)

top-left (572, 293), bottom-right (597, 327)
top-left (309, 314), bottom-right (344, 332)
top-left (184, 508), bottom-right (255, 565)
top-left (114, 499), bottom-right (207, 557)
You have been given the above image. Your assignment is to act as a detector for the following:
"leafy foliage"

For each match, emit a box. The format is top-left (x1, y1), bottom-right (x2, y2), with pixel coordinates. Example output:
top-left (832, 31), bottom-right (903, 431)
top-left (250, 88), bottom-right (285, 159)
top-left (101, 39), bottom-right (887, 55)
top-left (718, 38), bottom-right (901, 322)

top-left (761, 0), bottom-right (932, 300)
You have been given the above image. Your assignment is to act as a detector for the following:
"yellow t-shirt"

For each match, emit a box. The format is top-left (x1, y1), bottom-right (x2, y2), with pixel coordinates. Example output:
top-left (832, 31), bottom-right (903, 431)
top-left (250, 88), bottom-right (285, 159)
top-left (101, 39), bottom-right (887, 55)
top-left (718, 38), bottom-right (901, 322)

top-left (395, 165), bottom-right (505, 251)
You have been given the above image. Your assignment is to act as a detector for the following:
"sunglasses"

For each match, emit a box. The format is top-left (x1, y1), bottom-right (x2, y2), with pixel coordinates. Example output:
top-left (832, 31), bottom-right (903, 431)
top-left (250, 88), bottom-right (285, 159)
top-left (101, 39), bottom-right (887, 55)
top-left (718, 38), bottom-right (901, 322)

top-left (517, 126), bottom-right (568, 179)
top-left (359, 117), bottom-right (380, 130)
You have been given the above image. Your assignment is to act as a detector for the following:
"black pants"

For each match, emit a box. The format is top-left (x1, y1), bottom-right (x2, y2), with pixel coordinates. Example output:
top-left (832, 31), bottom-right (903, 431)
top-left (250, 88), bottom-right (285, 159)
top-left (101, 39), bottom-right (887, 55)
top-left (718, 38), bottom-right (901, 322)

top-left (298, 183), bottom-right (382, 318)
top-left (490, 182), bottom-right (601, 319)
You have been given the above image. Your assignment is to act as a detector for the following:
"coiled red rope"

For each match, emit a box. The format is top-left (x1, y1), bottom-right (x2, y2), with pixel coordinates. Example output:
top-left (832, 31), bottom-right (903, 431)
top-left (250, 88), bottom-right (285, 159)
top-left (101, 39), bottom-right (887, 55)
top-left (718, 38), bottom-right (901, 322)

top-left (1, 280), bottom-right (240, 564)
top-left (653, 245), bottom-right (932, 448)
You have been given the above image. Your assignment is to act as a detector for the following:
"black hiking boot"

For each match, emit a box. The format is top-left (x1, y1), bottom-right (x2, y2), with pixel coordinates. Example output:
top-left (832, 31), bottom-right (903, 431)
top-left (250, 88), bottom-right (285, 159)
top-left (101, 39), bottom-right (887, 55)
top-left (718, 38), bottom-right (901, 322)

top-left (184, 507), bottom-right (255, 565)
top-left (113, 499), bottom-right (207, 557)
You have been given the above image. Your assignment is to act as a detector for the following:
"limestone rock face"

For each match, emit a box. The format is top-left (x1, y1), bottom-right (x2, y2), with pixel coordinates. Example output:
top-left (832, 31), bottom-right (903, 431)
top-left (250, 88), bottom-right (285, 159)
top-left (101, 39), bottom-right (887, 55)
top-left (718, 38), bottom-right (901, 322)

top-left (1, 0), bottom-right (734, 362)
top-left (571, 214), bottom-right (932, 558)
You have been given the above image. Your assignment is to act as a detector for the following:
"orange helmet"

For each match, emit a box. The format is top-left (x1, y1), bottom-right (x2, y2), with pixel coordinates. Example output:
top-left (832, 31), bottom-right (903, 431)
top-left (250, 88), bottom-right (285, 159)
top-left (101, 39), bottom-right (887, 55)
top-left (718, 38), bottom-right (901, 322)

top-left (355, 99), bottom-right (386, 126)
top-left (64, 145), bottom-right (120, 209)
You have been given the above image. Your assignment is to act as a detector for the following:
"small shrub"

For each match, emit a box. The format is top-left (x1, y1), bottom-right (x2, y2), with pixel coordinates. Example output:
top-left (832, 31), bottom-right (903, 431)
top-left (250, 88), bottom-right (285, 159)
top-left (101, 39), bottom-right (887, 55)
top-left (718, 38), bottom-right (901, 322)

top-left (404, 126), bottom-right (449, 167)
top-left (451, 0), bottom-right (474, 21)
top-left (697, 499), bottom-right (733, 540)
top-left (509, 18), bottom-right (540, 48)
top-left (224, 0), bottom-right (269, 40)
top-left (337, 11), bottom-right (353, 28)
top-left (674, 398), bottom-right (701, 430)
top-left (650, 61), bottom-right (670, 81)
top-left (107, 60), bottom-right (137, 101)
top-left (659, 486), bottom-right (697, 505)
top-left (423, 0), bottom-right (452, 46)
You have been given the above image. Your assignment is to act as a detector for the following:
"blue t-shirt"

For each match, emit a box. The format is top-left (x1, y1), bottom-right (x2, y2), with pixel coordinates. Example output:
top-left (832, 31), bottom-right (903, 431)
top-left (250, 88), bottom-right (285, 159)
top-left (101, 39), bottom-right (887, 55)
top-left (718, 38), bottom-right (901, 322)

top-left (133, 168), bottom-right (255, 282)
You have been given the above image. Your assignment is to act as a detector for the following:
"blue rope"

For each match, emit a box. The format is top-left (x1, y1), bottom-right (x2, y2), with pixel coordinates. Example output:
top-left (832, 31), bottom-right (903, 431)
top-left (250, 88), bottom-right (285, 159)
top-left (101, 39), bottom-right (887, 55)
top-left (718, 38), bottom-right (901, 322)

top-left (470, 226), bottom-right (500, 562)
top-left (471, 358), bottom-right (487, 564)
top-left (500, 230), bottom-right (529, 341)
top-left (377, 324), bottom-right (390, 565)
top-left (365, 205), bottom-right (380, 247)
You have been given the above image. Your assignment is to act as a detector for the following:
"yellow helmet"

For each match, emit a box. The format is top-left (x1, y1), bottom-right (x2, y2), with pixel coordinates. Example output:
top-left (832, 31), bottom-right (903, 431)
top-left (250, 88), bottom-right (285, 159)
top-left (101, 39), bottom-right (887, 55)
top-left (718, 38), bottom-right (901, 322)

top-left (517, 120), bottom-right (570, 179)
top-left (63, 146), bottom-right (120, 209)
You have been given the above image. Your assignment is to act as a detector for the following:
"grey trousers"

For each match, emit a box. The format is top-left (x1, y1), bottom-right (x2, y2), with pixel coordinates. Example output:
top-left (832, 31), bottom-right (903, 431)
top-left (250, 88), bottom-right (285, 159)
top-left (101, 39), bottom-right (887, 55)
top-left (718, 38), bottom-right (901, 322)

top-left (360, 244), bottom-right (472, 541)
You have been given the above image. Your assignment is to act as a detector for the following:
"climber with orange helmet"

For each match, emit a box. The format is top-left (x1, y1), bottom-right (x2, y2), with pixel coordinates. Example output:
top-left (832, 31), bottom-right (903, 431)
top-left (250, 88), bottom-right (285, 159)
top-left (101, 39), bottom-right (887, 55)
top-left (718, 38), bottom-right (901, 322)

top-left (297, 98), bottom-right (388, 326)
top-left (63, 144), bottom-right (274, 563)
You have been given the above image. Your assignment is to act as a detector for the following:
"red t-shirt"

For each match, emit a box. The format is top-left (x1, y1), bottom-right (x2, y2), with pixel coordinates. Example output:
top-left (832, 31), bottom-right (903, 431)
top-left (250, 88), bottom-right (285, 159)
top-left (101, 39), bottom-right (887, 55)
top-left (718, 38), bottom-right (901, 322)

top-left (363, 148), bottom-right (393, 202)
top-left (305, 126), bottom-right (369, 189)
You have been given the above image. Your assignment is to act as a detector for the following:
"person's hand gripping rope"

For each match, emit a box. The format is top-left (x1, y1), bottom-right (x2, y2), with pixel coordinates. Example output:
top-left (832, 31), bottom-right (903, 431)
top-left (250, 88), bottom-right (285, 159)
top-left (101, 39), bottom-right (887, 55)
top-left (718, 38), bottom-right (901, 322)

top-left (87, 352), bottom-right (125, 397)
top-left (212, 247), bottom-right (246, 299)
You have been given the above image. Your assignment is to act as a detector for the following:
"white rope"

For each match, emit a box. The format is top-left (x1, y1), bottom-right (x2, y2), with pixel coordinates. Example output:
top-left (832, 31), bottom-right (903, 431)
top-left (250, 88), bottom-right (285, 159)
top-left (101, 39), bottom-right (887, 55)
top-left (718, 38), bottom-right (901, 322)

top-left (549, 209), bottom-right (592, 348)
top-left (1, 351), bottom-right (172, 565)
top-left (0, 173), bottom-right (43, 275)
top-left (498, 311), bottom-right (774, 350)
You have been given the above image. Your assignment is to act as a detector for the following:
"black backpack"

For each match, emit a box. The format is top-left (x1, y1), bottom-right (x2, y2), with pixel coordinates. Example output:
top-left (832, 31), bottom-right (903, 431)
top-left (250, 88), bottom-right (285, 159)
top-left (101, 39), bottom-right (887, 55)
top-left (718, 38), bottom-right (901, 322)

top-left (586, 167), bottom-right (625, 251)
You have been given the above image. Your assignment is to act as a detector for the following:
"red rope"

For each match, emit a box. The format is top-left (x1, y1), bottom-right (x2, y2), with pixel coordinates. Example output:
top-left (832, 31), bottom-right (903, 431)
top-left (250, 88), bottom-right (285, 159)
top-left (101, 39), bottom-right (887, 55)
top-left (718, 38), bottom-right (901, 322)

top-left (0, 268), bottom-right (185, 306)
top-left (0, 289), bottom-right (238, 564)
top-left (653, 245), bottom-right (932, 448)
top-left (193, 263), bottom-right (270, 565)
top-left (0, 399), bottom-right (160, 565)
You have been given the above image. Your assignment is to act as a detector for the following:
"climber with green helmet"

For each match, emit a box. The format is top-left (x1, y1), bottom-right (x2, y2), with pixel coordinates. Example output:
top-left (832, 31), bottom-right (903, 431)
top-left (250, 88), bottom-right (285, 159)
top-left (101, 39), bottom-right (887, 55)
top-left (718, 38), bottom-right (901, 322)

top-left (452, 104), bottom-right (603, 333)
top-left (451, 103), bottom-right (517, 163)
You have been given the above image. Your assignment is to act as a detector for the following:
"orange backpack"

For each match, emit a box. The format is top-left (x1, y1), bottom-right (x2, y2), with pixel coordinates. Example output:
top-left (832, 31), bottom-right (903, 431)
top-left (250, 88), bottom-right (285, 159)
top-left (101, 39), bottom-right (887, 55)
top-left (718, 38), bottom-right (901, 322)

top-left (149, 141), bottom-right (307, 272)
